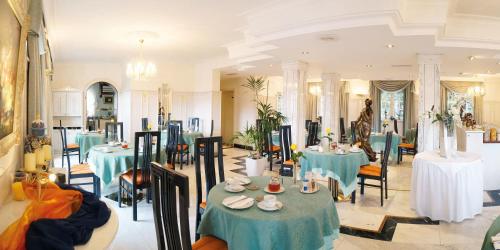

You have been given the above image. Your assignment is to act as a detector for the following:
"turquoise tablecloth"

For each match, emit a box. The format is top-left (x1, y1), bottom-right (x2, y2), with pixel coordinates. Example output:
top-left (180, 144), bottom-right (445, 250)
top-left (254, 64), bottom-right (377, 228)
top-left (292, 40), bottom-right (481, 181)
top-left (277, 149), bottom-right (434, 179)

top-left (161, 131), bottom-right (203, 153)
top-left (482, 216), bottom-right (500, 250)
top-left (300, 149), bottom-right (369, 195)
top-left (369, 133), bottom-right (402, 161)
top-left (198, 177), bottom-right (339, 250)
top-left (87, 145), bottom-right (166, 195)
top-left (75, 132), bottom-right (106, 157)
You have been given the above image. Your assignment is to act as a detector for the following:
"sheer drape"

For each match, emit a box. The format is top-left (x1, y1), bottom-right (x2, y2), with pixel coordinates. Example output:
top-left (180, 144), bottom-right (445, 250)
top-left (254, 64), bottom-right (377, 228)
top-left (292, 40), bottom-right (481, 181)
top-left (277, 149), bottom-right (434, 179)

top-left (369, 81), bottom-right (414, 133)
top-left (440, 81), bottom-right (483, 124)
top-left (339, 81), bottom-right (349, 124)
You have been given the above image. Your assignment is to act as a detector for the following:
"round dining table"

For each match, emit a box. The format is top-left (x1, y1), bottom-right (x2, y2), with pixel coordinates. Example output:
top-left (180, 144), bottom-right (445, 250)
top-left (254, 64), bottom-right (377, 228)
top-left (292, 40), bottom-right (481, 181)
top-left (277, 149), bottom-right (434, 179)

top-left (75, 132), bottom-right (106, 158)
top-left (197, 176), bottom-right (340, 250)
top-left (369, 133), bottom-right (401, 161)
top-left (410, 151), bottom-right (484, 222)
top-left (300, 149), bottom-right (369, 195)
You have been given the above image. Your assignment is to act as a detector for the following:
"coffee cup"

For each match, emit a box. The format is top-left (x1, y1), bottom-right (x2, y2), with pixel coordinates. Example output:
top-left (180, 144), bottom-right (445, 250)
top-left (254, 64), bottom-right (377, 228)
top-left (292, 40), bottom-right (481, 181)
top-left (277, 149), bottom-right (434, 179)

top-left (263, 195), bottom-right (277, 208)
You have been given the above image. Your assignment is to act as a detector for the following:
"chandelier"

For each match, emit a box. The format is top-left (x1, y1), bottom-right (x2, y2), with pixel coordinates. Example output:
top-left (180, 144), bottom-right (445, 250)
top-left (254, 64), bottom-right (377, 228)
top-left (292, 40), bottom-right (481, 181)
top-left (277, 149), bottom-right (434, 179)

top-left (126, 39), bottom-right (157, 81)
top-left (467, 85), bottom-right (485, 97)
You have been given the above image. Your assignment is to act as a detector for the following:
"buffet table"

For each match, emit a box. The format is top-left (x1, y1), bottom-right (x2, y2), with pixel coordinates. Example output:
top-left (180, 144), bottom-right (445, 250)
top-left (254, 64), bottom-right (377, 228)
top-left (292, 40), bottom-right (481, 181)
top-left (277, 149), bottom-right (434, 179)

top-left (410, 151), bottom-right (484, 222)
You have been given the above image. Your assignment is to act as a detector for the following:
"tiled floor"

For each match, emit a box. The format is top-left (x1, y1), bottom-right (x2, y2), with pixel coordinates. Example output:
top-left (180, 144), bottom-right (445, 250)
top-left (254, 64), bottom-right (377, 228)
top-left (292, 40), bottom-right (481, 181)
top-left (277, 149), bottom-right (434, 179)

top-left (54, 147), bottom-right (500, 250)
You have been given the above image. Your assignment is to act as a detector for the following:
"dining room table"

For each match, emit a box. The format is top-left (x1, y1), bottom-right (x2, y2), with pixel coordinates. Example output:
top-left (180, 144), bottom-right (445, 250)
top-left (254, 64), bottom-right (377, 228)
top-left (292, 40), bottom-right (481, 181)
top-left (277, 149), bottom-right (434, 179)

top-left (299, 147), bottom-right (370, 199)
top-left (87, 144), bottom-right (166, 195)
top-left (75, 131), bottom-right (106, 158)
top-left (197, 176), bottom-right (340, 250)
top-left (369, 132), bottom-right (401, 162)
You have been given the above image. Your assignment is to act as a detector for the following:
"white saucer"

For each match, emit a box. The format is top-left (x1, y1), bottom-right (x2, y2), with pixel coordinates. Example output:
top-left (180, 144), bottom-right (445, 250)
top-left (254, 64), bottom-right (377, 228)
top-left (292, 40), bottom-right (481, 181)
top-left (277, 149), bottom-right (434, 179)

top-left (264, 186), bottom-right (285, 194)
top-left (229, 176), bottom-right (252, 185)
top-left (222, 196), bottom-right (254, 210)
top-left (257, 201), bottom-right (283, 211)
top-left (224, 185), bottom-right (245, 193)
top-left (335, 151), bottom-right (348, 155)
top-left (300, 186), bottom-right (320, 194)
top-left (349, 149), bottom-right (362, 153)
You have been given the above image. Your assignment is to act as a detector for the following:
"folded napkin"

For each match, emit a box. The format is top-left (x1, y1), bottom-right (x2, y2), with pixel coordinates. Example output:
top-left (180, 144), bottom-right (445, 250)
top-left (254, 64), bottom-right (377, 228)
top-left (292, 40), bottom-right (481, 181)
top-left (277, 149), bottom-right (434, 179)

top-left (230, 198), bottom-right (253, 209)
top-left (223, 195), bottom-right (246, 207)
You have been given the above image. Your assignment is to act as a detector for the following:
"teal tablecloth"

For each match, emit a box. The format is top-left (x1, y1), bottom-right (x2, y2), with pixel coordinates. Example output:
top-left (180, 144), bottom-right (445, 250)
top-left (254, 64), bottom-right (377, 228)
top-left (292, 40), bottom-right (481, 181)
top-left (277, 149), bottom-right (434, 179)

top-left (300, 149), bottom-right (369, 195)
top-left (198, 177), bottom-right (339, 250)
top-left (482, 216), bottom-right (500, 250)
top-left (87, 145), bottom-right (166, 195)
top-left (75, 132), bottom-right (106, 157)
top-left (369, 133), bottom-right (402, 161)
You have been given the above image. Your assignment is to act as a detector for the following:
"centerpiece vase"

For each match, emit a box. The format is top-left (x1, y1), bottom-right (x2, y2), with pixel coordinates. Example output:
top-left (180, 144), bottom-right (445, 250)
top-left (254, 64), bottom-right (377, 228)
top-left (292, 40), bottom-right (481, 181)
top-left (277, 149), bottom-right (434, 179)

top-left (439, 123), bottom-right (456, 159)
top-left (320, 137), bottom-right (330, 152)
top-left (293, 162), bottom-right (298, 185)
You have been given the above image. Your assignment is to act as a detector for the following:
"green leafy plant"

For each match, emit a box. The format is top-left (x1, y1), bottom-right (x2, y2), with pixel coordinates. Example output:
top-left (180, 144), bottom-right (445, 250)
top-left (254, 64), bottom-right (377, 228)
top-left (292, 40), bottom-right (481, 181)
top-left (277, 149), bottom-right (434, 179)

top-left (233, 124), bottom-right (263, 159)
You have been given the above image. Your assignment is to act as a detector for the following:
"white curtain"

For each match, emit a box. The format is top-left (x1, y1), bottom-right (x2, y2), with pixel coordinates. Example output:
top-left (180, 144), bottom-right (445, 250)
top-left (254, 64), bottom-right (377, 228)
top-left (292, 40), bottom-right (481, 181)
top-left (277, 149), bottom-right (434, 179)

top-left (440, 81), bottom-right (483, 124)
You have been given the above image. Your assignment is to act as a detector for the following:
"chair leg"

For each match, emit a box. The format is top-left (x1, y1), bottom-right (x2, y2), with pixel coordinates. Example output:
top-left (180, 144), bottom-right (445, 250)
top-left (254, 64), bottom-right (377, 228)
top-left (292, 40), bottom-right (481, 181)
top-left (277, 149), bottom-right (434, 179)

top-left (360, 177), bottom-right (365, 195)
top-left (66, 152), bottom-right (71, 169)
top-left (380, 179), bottom-right (384, 207)
top-left (397, 148), bottom-right (401, 164)
top-left (385, 176), bottom-right (388, 199)
top-left (132, 187), bottom-right (138, 221)
top-left (78, 151), bottom-right (81, 164)
top-left (180, 151), bottom-right (183, 169)
top-left (195, 207), bottom-right (202, 241)
top-left (61, 153), bottom-right (65, 168)
top-left (95, 175), bottom-right (101, 198)
top-left (118, 178), bottom-right (122, 208)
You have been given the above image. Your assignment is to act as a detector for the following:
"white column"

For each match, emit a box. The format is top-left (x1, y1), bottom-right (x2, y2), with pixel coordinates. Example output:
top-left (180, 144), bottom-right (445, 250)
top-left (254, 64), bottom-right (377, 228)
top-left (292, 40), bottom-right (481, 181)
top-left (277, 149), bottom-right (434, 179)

top-left (321, 73), bottom-right (341, 138)
top-left (417, 54), bottom-right (441, 152)
top-left (282, 61), bottom-right (308, 149)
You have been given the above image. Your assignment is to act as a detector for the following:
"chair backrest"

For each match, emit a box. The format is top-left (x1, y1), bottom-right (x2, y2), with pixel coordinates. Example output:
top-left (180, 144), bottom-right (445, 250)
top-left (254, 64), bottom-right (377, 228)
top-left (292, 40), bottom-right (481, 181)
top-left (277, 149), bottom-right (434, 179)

top-left (142, 118), bottom-right (149, 131)
top-left (210, 120), bottom-right (214, 137)
top-left (414, 123), bottom-right (419, 151)
top-left (53, 126), bottom-right (69, 152)
top-left (305, 120), bottom-right (312, 131)
top-left (132, 131), bottom-right (161, 188)
top-left (166, 125), bottom-right (179, 169)
top-left (350, 121), bottom-right (357, 143)
top-left (381, 132), bottom-right (393, 177)
top-left (87, 117), bottom-right (96, 131)
top-left (393, 119), bottom-right (399, 134)
top-left (189, 117), bottom-right (200, 132)
top-left (279, 125), bottom-right (292, 162)
top-left (105, 122), bottom-right (124, 142)
top-left (169, 120), bottom-right (184, 143)
top-left (150, 162), bottom-right (192, 250)
top-left (306, 122), bottom-right (319, 147)
top-left (339, 117), bottom-right (346, 141)
top-left (194, 136), bottom-right (225, 213)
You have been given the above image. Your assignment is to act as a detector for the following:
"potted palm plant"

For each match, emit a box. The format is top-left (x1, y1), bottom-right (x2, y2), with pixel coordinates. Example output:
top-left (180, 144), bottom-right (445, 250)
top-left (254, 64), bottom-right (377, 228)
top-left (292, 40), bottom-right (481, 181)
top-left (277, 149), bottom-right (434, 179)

top-left (235, 76), bottom-right (287, 176)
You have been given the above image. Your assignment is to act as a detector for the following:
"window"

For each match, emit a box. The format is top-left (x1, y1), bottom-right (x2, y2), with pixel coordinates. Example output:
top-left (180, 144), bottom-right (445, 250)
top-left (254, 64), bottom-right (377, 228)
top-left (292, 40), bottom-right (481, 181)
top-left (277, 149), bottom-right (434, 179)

top-left (447, 91), bottom-right (473, 114)
top-left (380, 90), bottom-right (405, 124)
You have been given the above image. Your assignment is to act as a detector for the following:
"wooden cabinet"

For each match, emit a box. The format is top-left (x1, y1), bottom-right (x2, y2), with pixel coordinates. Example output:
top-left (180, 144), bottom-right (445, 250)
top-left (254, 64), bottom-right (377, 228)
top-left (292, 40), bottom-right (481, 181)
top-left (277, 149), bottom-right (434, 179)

top-left (52, 91), bottom-right (82, 117)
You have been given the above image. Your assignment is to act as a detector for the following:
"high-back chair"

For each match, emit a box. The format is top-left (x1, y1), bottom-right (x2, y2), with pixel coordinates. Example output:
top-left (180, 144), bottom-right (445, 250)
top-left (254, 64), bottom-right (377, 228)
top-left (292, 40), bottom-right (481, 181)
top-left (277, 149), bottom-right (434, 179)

top-left (142, 118), bottom-right (149, 131)
top-left (118, 131), bottom-right (161, 221)
top-left (393, 119), bottom-right (399, 135)
top-left (165, 124), bottom-right (179, 170)
top-left (306, 122), bottom-right (319, 147)
top-left (170, 120), bottom-right (190, 168)
top-left (194, 136), bottom-right (224, 240)
top-left (339, 117), bottom-right (347, 143)
top-left (279, 125), bottom-right (293, 176)
top-left (105, 122), bottom-right (124, 142)
top-left (397, 124), bottom-right (418, 164)
top-left (189, 117), bottom-right (200, 132)
top-left (150, 162), bottom-right (227, 250)
top-left (350, 121), bottom-right (357, 144)
top-left (357, 131), bottom-right (393, 206)
top-left (305, 120), bottom-right (312, 132)
top-left (54, 126), bottom-right (81, 167)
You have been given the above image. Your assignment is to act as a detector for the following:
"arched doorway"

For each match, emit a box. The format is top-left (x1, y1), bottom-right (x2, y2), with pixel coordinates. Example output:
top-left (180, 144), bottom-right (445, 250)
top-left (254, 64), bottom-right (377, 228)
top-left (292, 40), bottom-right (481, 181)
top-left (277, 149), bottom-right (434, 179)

top-left (85, 82), bottom-right (118, 131)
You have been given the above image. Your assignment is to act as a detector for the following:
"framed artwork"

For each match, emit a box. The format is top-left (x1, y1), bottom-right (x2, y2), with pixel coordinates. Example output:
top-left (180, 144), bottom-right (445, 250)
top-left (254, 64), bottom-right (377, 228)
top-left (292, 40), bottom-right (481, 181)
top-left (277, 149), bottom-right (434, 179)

top-left (0, 0), bottom-right (21, 140)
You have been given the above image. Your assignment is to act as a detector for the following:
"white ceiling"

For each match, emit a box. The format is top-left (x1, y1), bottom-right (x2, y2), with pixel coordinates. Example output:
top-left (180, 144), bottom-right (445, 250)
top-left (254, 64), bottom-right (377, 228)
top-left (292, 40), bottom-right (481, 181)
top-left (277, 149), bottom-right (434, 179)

top-left (454, 0), bottom-right (500, 19)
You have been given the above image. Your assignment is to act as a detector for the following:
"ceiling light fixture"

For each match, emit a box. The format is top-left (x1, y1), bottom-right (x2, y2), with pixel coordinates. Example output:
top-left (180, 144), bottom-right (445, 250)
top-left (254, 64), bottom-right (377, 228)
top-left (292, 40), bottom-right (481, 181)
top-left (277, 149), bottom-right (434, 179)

top-left (269, 64), bottom-right (273, 67)
top-left (467, 85), bottom-right (485, 97)
top-left (468, 56), bottom-right (475, 61)
top-left (301, 51), bottom-right (310, 55)
top-left (386, 44), bottom-right (395, 48)
top-left (319, 35), bottom-right (336, 42)
top-left (126, 39), bottom-right (157, 81)
top-left (365, 64), bottom-right (373, 68)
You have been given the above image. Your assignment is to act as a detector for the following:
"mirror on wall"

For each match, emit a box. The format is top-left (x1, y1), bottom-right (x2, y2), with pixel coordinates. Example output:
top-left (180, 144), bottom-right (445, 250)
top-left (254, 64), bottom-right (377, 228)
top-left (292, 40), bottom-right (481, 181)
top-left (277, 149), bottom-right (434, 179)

top-left (85, 82), bottom-right (118, 131)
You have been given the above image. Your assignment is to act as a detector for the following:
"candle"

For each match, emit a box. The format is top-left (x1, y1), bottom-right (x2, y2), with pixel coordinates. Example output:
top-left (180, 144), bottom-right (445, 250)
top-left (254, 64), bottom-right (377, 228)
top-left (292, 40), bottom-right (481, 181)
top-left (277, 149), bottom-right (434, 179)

top-left (24, 153), bottom-right (36, 172)
top-left (11, 182), bottom-right (26, 201)
top-left (35, 148), bottom-right (45, 165)
top-left (43, 145), bottom-right (52, 161)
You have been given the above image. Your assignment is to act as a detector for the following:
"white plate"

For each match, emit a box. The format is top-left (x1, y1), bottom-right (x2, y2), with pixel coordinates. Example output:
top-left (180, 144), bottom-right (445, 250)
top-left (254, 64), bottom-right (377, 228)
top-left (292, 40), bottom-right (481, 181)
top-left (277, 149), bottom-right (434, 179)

top-left (228, 176), bottom-right (252, 185)
top-left (335, 151), bottom-right (347, 155)
top-left (264, 186), bottom-right (285, 194)
top-left (257, 201), bottom-right (283, 211)
top-left (224, 185), bottom-right (245, 193)
top-left (300, 185), bottom-right (320, 194)
top-left (349, 149), bottom-right (362, 153)
top-left (222, 196), bottom-right (254, 210)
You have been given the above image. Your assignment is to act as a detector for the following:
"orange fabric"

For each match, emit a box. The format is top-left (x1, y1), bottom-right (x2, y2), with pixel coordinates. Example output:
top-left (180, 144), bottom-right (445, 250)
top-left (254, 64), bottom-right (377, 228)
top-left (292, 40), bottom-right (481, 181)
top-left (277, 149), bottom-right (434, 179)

top-left (359, 164), bottom-right (382, 177)
top-left (398, 143), bottom-right (414, 149)
top-left (177, 144), bottom-right (189, 151)
top-left (71, 164), bottom-right (94, 174)
top-left (67, 143), bottom-right (79, 149)
top-left (192, 236), bottom-right (228, 250)
top-left (200, 201), bottom-right (207, 209)
top-left (0, 182), bottom-right (83, 250)
top-left (121, 169), bottom-right (144, 185)
top-left (271, 145), bottom-right (281, 152)
top-left (283, 160), bottom-right (294, 165)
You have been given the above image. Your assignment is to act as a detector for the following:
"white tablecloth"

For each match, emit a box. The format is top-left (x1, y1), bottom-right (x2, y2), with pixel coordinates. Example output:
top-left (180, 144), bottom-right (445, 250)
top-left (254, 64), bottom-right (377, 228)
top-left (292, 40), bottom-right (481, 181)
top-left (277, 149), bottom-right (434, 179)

top-left (410, 151), bottom-right (484, 222)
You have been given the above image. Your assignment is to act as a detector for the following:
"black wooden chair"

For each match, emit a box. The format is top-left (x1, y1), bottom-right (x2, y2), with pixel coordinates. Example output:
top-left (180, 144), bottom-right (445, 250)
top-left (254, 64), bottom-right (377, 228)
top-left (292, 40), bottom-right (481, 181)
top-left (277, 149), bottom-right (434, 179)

top-left (279, 125), bottom-right (294, 176)
top-left (305, 120), bottom-right (312, 132)
top-left (54, 126), bottom-right (81, 167)
top-left (194, 136), bottom-right (224, 240)
top-left (105, 122), bottom-right (124, 142)
top-left (340, 117), bottom-right (348, 143)
top-left (350, 121), bottom-right (357, 143)
top-left (165, 124), bottom-right (179, 170)
top-left (189, 117), bottom-right (200, 132)
top-left (267, 132), bottom-right (280, 171)
top-left (357, 132), bottom-right (392, 206)
top-left (397, 125), bottom-right (418, 164)
top-left (170, 120), bottom-right (190, 168)
top-left (306, 122), bottom-right (319, 147)
top-left (142, 118), bottom-right (149, 131)
top-left (393, 119), bottom-right (399, 135)
top-left (150, 162), bottom-right (227, 250)
top-left (118, 131), bottom-right (161, 221)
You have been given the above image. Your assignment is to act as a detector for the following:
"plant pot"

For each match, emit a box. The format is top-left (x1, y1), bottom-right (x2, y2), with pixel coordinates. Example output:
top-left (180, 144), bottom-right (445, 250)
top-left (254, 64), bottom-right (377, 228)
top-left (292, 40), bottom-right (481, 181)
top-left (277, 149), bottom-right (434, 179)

top-left (245, 157), bottom-right (267, 177)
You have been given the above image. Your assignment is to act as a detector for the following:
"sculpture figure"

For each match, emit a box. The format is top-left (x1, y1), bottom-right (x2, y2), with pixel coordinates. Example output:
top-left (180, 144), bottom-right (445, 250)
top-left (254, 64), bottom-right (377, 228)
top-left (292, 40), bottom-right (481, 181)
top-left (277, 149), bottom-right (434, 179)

top-left (355, 99), bottom-right (377, 162)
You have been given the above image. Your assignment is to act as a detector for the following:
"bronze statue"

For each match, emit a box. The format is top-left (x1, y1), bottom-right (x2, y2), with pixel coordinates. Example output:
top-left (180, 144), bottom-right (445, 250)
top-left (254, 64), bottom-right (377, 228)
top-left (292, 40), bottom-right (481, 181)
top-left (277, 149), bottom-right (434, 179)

top-left (355, 99), bottom-right (377, 162)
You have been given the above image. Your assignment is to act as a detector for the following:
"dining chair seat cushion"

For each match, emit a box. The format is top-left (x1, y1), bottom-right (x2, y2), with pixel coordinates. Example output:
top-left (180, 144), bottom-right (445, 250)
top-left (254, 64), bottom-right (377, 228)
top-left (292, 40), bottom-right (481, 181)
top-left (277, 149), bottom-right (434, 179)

top-left (192, 236), bottom-right (228, 250)
top-left (67, 143), bottom-right (80, 149)
top-left (398, 143), bottom-right (414, 149)
top-left (271, 145), bottom-right (281, 152)
top-left (121, 169), bottom-right (144, 185)
top-left (283, 159), bottom-right (294, 165)
top-left (70, 164), bottom-right (94, 175)
top-left (200, 201), bottom-right (206, 209)
top-left (359, 164), bottom-right (381, 177)
top-left (177, 144), bottom-right (189, 151)
top-left (163, 163), bottom-right (174, 169)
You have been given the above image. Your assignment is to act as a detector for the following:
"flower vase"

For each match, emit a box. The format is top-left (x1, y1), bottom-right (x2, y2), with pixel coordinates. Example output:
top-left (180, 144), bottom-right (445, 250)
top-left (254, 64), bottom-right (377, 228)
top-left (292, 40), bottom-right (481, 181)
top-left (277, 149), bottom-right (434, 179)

top-left (291, 162), bottom-right (299, 187)
top-left (439, 123), bottom-right (456, 159)
top-left (320, 137), bottom-right (330, 152)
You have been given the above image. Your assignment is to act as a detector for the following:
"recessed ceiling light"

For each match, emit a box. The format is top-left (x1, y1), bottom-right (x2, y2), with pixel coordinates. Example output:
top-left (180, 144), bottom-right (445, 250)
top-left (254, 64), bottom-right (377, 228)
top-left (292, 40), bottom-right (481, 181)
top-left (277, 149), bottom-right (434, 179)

top-left (487, 70), bottom-right (491, 74)
top-left (301, 51), bottom-right (310, 55)
top-left (459, 72), bottom-right (464, 75)
top-left (468, 56), bottom-right (475, 61)
top-left (365, 64), bottom-right (373, 68)
top-left (386, 44), bottom-right (395, 48)
top-left (319, 35), bottom-right (336, 42)
top-left (269, 64), bottom-right (273, 67)
top-left (497, 61), bottom-right (500, 65)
